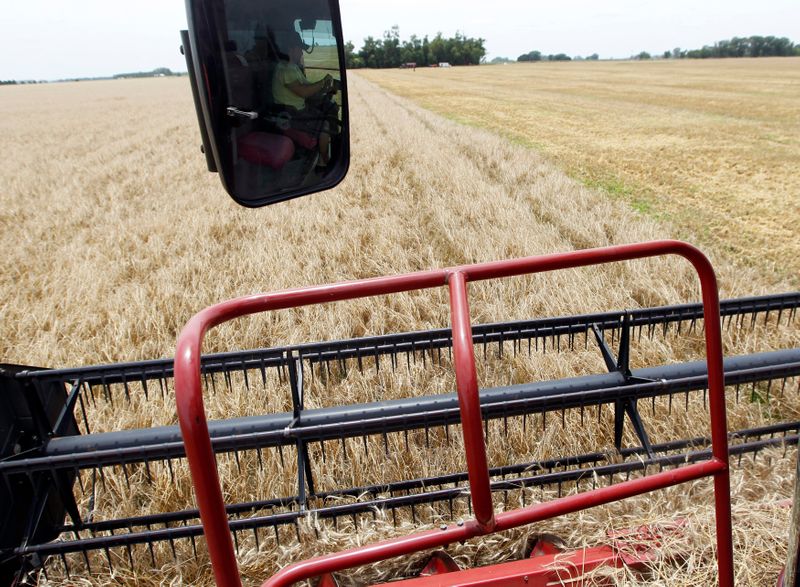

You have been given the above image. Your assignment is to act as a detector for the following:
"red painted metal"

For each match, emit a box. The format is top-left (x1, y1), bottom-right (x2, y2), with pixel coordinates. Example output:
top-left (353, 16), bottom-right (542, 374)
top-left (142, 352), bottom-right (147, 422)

top-left (318, 574), bottom-right (338, 587)
top-left (606, 520), bottom-right (685, 566)
top-left (419, 552), bottom-right (460, 576)
top-left (448, 271), bottom-right (495, 532)
top-left (378, 545), bottom-right (629, 587)
top-left (173, 240), bottom-right (734, 587)
top-left (526, 535), bottom-right (563, 558)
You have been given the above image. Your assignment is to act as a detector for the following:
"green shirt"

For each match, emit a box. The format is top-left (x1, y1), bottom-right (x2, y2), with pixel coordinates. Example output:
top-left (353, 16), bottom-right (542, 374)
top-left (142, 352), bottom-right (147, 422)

top-left (272, 61), bottom-right (307, 110)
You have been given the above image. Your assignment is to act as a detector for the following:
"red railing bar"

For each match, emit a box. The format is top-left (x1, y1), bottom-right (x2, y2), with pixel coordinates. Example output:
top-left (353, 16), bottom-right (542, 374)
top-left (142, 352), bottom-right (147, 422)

top-left (448, 271), bottom-right (495, 532)
top-left (261, 459), bottom-right (727, 587)
top-left (174, 240), bottom-right (734, 587)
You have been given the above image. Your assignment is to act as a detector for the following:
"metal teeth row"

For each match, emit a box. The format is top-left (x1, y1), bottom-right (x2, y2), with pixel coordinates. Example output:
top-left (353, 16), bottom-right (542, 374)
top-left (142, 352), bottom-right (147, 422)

top-left (22, 294), bottom-right (800, 421)
top-left (31, 424), bottom-right (799, 580)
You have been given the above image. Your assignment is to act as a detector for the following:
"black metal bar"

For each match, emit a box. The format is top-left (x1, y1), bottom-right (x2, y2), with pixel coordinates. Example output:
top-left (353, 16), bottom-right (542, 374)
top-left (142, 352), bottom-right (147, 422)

top-left (591, 323), bottom-right (619, 372)
top-left (14, 424), bottom-right (798, 559)
top-left (624, 399), bottom-right (654, 458)
top-left (2, 350), bottom-right (798, 475)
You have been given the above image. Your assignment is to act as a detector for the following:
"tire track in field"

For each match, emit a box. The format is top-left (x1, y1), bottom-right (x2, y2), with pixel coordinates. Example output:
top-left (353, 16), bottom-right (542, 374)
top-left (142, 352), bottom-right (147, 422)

top-left (352, 74), bottom-right (638, 255)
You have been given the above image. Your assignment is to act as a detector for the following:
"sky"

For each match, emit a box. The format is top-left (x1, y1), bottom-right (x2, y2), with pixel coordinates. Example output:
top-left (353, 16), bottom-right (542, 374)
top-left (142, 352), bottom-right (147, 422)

top-left (1, 0), bottom-right (799, 80)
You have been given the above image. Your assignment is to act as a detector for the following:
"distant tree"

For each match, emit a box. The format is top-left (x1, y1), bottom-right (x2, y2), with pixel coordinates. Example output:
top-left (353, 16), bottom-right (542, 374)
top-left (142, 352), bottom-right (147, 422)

top-left (490, 56), bottom-right (513, 64)
top-left (517, 50), bottom-right (542, 62)
top-left (429, 33), bottom-right (446, 64)
top-left (548, 53), bottom-right (571, 61)
top-left (587, 53), bottom-right (600, 61)
top-left (636, 51), bottom-right (651, 60)
top-left (662, 50), bottom-right (671, 59)
top-left (344, 41), bottom-right (364, 68)
top-left (359, 36), bottom-right (381, 68)
top-left (382, 25), bottom-right (401, 68)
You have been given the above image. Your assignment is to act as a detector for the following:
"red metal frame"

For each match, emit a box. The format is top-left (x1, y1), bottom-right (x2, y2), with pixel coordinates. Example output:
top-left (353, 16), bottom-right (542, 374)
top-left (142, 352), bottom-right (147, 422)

top-left (174, 241), bottom-right (734, 587)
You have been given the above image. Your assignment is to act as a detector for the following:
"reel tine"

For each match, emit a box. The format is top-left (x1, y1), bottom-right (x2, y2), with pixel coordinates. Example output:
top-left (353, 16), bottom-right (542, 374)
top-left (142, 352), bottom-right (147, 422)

top-left (259, 357), bottom-right (267, 387)
top-left (79, 542), bottom-right (92, 575)
top-left (76, 466), bottom-right (85, 494)
top-left (145, 528), bottom-right (157, 567)
top-left (189, 529), bottom-right (198, 560)
top-left (125, 540), bottom-right (134, 569)
top-left (78, 388), bottom-right (91, 434)
top-left (60, 553), bottom-right (71, 579)
top-left (103, 543), bottom-right (114, 574)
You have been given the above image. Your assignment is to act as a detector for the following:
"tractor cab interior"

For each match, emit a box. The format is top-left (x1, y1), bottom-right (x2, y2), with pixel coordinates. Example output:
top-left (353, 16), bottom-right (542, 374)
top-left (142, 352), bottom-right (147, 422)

top-left (183, 0), bottom-right (349, 207)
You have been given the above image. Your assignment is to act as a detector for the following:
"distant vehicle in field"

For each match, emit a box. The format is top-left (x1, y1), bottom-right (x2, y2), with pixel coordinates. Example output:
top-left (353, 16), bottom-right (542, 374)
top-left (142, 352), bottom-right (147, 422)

top-left (439, 61), bottom-right (452, 68)
top-left (400, 62), bottom-right (417, 70)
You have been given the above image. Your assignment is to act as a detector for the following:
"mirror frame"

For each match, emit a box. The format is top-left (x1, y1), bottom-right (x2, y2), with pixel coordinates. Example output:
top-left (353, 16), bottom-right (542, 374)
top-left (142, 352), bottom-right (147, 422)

top-left (183, 0), bottom-right (350, 207)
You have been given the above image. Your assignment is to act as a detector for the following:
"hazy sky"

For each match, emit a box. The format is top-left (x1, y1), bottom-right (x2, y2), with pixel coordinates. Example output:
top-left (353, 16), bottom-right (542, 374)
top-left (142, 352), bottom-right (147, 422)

top-left (1, 0), bottom-right (799, 80)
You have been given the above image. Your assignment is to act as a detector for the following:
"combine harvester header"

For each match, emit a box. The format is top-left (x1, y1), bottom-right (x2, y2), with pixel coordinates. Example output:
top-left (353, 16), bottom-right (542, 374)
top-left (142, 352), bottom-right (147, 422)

top-left (2, 242), bottom-right (799, 585)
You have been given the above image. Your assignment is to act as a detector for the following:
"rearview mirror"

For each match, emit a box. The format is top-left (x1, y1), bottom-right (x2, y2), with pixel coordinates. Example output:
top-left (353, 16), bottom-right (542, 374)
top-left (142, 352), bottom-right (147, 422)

top-left (182, 0), bottom-right (349, 207)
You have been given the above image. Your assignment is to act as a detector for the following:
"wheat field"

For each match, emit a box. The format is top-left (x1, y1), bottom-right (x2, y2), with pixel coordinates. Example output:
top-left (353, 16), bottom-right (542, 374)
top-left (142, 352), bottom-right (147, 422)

top-left (0, 67), bottom-right (798, 586)
top-left (360, 58), bottom-right (800, 288)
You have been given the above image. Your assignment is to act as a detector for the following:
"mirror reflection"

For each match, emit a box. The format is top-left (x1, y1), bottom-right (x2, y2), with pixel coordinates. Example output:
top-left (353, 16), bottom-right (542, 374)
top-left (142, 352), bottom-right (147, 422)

top-left (222, 0), bottom-right (346, 202)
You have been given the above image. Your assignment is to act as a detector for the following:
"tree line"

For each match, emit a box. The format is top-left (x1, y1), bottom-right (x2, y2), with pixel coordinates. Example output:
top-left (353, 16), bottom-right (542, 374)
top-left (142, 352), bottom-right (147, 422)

top-left (518, 51), bottom-right (599, 62)
top-left (515, 35), bottom-right (799, 63)
top-left (345, 26), bottom-right (486, 68)
top-left (664, 36), bottom-right (799, 59)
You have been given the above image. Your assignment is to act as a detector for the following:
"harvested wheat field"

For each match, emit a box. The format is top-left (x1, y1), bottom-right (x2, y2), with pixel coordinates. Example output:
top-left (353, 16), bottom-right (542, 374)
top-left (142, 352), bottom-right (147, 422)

top-left (360, 57), bottom-right (800, 288)
top-left (0, 70), bottom-right (798, 586)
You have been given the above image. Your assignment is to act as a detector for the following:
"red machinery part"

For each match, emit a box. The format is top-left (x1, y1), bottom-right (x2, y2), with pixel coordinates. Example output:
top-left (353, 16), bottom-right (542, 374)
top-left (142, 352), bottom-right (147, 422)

top-left (380, 546), bottom-right (635, 587)
top-left (173, 240), bottom-right (734, 587)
